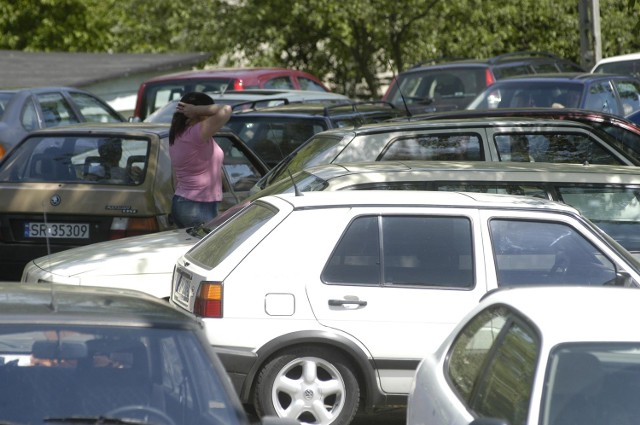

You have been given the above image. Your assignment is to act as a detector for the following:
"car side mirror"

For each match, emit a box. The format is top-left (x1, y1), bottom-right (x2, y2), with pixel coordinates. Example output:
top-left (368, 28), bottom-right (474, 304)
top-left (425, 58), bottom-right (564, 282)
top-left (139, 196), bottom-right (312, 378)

top-left (605, 270), bottom-right (638, 287)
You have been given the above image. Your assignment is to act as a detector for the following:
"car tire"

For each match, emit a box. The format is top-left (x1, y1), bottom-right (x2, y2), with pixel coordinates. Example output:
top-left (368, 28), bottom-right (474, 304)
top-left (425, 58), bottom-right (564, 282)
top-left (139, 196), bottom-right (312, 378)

top-left (253, 346), bottom-right (360, 425)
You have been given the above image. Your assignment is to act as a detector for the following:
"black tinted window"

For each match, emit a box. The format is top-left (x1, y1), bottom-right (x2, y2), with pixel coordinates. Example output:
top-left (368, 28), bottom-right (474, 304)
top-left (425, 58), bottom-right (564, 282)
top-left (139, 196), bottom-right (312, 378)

top-left (323, 215), bottom-right (474, 287)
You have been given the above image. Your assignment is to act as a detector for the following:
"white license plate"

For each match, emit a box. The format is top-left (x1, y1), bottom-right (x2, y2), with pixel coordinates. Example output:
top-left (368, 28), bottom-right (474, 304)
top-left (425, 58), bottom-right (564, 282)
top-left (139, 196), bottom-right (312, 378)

top-left (24, 222), bottom-right (90, 239)
top-left (173, 271), bottom-right (192, 303)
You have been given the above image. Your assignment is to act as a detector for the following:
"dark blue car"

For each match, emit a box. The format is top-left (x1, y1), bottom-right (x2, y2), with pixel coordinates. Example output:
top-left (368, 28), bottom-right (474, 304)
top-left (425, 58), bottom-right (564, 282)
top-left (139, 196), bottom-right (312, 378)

top-left (467, 73), bottom-right (640, 118)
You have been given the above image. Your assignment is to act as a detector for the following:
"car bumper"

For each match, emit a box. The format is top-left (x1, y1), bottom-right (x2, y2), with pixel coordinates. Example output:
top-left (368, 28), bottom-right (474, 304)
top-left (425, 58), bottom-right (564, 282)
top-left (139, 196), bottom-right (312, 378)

top-left (212, 345), bottom-right (258, 399)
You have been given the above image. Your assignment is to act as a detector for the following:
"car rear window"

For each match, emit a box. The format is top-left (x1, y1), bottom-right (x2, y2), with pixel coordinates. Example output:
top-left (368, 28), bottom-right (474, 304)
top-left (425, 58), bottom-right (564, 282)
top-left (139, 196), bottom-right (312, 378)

top-left (187, 201), bottom-right (276, 269)
top-left (469, 82), bottom-right (584, 109)
top-left (389, 67), bottom-right (487, 107)
top-left (141, 79), bottom-right (235, 119)
top-left (0, 135), bottom-right (150, 185)
top-left (227, 116), bottom-right (327, 167)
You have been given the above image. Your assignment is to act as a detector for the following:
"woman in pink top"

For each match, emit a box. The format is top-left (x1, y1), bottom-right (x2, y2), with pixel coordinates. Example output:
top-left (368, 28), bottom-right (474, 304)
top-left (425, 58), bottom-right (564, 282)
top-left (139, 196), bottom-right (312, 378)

top-left (169, 92), bottom-right (232, 228)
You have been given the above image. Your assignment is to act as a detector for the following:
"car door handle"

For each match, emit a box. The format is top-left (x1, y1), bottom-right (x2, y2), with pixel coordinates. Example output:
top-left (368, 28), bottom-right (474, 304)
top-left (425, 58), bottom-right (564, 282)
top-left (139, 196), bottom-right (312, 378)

top-left (328, 299), bottom-right (367, 307)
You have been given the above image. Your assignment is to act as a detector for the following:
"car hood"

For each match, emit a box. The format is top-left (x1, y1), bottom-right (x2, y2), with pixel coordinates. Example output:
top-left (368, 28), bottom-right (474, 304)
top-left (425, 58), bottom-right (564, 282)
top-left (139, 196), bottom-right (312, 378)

top-left (31, 228), bottom-right (199, 277)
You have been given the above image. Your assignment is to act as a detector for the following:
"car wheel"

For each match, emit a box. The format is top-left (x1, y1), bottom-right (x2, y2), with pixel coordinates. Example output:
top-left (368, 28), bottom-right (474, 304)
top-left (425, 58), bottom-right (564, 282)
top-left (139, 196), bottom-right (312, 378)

top-left (253, 346), bottom-right (360, 425)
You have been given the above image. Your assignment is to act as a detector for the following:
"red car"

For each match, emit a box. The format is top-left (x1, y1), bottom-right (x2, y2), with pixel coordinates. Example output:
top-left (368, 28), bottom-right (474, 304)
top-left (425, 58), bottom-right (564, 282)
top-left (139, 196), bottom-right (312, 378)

top-left (133, 67), bottom-right (330, 121)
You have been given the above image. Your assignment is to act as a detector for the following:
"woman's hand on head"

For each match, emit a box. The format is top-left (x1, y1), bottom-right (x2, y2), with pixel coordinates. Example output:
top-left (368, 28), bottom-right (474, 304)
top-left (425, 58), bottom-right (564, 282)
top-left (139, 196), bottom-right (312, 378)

top-left (177, 102), bottom-right (197, 118)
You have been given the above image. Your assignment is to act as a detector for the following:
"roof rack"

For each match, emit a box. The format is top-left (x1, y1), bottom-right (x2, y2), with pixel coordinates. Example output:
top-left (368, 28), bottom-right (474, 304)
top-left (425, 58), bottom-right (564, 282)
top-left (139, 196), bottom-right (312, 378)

top-left (323, 100), bottom-right (397, 116)
top-left (231, 98), bottom-right (291, 112)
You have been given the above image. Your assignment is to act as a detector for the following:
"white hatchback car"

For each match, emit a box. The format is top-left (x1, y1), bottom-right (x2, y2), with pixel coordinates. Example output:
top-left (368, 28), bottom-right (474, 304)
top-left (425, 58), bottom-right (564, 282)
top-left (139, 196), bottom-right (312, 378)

top-left (169, 190), bottom-right (640, 425)
top-left (23, 160), bottom-right (640, 298)
top-left (407, 285), bottom-right (640, 425)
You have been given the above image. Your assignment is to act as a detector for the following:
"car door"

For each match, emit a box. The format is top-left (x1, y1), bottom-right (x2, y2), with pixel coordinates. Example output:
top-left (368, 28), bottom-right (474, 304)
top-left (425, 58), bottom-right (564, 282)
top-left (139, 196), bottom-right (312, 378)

top-left (305, 206), bottom-right (490, 395)
top-left (215, 133), bottom-right (268, 211)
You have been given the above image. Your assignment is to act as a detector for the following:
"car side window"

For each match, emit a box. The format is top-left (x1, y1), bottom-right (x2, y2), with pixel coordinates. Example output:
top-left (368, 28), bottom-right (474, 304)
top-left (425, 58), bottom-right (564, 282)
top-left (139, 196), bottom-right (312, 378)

top-left (322, 215), bottom-right (474, 288)
top-left (36, 93), bottom-right (79, 127)
top-left (613, 79), bottom-right (640, 115)
top-left (68, 92), bottom-right (123, 123)
top-left (447, 305), bottom-right (538, 425)
top-left (490, 219), bottom-right (617, 286)
top-left (494, 132), bottom-right (624, 165)
top-left (556, 186), bottom-right (640, 254)
top-left (381, 133), bottom-right (484, 161)
top-left (298, 77), bottom-right (326, 92)
top-left (585, 81), bottom-right (619, 115)
top-left (20, 99), bottom-right (39, 131)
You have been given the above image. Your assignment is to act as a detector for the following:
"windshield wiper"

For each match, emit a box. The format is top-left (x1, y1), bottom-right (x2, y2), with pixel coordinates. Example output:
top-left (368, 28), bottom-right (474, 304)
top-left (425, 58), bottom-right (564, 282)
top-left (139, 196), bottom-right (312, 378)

top-left (44, 417), bottom-right (148, 425)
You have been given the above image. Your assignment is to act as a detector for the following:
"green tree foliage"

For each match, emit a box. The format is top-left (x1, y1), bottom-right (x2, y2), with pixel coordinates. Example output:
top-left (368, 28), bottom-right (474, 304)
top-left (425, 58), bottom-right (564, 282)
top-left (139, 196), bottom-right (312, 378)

top-left (1, 0), bottom-right (640, 97)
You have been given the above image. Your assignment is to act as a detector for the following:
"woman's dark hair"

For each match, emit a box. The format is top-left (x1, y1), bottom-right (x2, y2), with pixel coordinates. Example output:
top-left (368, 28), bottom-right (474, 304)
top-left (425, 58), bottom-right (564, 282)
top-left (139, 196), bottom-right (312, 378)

top-left (169, 92), bottom-right (215, 145)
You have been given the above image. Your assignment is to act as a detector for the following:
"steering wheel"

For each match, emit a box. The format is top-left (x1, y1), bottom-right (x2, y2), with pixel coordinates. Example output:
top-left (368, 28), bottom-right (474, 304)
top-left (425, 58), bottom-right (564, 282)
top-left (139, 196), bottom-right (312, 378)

top-left (106, 405), bottom-right (176, 425)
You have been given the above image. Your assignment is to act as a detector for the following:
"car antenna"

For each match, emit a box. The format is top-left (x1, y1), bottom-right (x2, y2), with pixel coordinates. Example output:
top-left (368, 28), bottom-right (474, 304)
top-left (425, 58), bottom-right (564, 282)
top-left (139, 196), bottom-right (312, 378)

top-left (388, 59), bottom-right (412, 118)
top-left (287, 169), bottom-right (303, 196)
top-left (42, 201), bottom-right (58, 312)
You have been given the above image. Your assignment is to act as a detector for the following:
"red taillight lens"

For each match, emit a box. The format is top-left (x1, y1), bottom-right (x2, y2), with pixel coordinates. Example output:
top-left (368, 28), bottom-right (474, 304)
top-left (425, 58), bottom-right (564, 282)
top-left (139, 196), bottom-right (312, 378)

top-left (233, 79), bottom-right (244, 90)
top-left (109, 217), bottom-right (159, 240)
top-left (194, 282), bottom-right (223, 318)
top-left (485, 69), bottom-right (496, 86)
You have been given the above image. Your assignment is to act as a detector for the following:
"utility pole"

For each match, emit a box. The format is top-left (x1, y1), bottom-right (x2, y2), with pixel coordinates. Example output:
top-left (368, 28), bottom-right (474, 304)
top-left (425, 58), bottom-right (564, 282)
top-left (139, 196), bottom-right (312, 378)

top-left (579, 0), bottom-right (602, 70)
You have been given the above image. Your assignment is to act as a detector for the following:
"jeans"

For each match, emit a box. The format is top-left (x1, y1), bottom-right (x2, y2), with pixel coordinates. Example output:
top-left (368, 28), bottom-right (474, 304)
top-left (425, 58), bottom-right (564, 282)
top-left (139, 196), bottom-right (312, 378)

top-left (171, 195), bottom-right (218, 228)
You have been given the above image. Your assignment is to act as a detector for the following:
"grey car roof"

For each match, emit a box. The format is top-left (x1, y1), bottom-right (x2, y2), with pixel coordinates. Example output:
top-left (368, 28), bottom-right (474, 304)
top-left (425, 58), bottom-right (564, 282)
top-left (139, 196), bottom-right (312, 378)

top-left (302, 160), bottom-right (640, 183)
top-left (312, 114), bottom-right (606, 138)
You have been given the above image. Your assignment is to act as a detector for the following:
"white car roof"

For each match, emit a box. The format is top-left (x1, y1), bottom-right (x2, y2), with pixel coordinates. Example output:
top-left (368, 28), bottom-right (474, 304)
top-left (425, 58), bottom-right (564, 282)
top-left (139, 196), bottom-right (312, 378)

top-left (591, 52), bottom-right (640, 71)
top-left (267, 189), bottom-right (579, 213)
top-left (478, 286), bottom-right (640, 343)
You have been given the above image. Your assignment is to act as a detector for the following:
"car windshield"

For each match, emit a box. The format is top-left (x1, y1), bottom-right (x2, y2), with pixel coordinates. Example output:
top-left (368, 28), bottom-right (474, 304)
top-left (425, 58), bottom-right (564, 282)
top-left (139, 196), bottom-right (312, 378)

top-left (468, 82), bottom-right (584, 109)
top-left (0, 135), bottom-right (150, 185)
top-left (0, 324), bottom-right (245, 425)
top-left (543, 343), bottom-right (640, 425)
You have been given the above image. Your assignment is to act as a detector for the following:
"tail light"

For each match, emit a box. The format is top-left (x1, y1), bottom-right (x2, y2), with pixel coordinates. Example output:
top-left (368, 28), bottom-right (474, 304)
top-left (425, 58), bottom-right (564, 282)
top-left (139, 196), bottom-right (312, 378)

top-left (485, 69), bottom-right (496, 87)
top-left (194, 282), bottom-right (223, 318)
top-left (233, 79), bottom-right (244, 90)
top-left (109, 217), bottom-right (159, 240)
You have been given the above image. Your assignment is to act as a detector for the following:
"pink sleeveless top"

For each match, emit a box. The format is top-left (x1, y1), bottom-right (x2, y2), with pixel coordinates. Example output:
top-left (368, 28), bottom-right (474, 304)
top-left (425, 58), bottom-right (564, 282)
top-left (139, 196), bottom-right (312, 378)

top-left (169, 122), bottom-right (224, 202)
